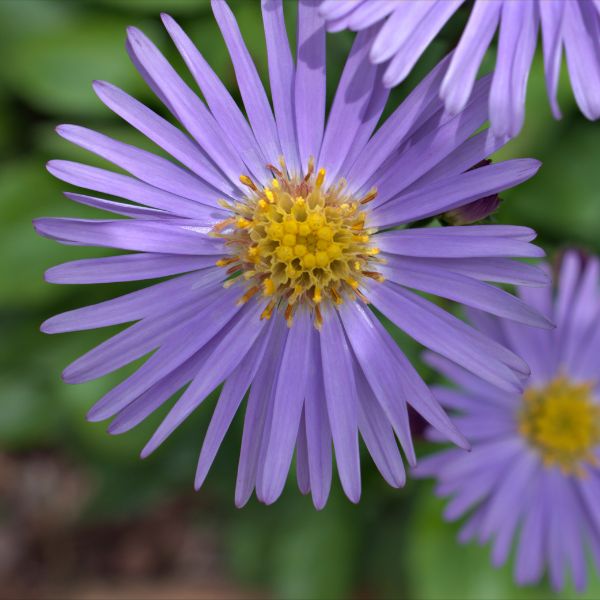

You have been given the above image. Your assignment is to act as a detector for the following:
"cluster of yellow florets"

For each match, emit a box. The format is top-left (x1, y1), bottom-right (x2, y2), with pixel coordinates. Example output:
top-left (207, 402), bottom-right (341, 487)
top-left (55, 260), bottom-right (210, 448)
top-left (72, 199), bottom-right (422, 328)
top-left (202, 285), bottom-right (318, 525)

top-left (519, 376), bottom-right (600, 476)
top-left (212, 159), bottom-right (383, 327)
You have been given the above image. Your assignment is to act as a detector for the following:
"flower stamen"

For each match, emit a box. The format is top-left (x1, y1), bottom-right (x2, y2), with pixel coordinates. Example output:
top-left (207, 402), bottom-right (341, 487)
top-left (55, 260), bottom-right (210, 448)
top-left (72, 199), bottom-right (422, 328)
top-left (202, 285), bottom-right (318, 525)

top-left (519, 376), bottom-right (600, 476)
top-left (214, 159), bottom-right (383, 326)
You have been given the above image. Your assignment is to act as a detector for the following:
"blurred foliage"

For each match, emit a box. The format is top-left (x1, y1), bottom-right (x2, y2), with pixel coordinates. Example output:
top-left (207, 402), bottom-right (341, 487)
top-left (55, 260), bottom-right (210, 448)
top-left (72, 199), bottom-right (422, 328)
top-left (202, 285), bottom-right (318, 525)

top-left (0, 1), bottom-right (599, 599)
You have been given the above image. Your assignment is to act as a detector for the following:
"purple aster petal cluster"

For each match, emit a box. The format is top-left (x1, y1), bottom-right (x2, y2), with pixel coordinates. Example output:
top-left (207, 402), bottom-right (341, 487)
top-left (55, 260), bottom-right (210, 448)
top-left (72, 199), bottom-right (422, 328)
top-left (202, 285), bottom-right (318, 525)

top-left (35, 0), bottom-right (550, 508)
top-left (319, 0), bottom-right (600, 136)
top-left (415, 251), bottom-right (600, 591)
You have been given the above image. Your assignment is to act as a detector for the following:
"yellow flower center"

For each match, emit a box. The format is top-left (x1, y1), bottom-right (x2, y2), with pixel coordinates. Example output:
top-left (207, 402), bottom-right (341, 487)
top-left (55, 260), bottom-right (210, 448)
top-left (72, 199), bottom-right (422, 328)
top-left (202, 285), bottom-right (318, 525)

top-left (212, 159), bottom-right (382, 327)
top-left (519, 376), bottom-right (600, 476)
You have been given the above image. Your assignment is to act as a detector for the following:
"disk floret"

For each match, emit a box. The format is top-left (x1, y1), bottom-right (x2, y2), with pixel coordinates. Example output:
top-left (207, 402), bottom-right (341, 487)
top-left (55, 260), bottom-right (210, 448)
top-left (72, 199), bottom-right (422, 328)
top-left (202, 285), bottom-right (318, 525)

top-left (213, 159), bottom-right (382, 327)
top-left (519, 376), bottom-right (600, 476)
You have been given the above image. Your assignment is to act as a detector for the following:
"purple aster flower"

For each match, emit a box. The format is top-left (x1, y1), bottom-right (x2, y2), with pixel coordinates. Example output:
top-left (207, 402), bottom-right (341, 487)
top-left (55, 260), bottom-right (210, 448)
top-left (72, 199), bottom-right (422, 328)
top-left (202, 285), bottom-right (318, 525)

top-left (414, 251), bottom-right (600, 591)
top-left (319, 0), bottom-right (600, 136)
top-left (35, 0), bottom-right (549, 508)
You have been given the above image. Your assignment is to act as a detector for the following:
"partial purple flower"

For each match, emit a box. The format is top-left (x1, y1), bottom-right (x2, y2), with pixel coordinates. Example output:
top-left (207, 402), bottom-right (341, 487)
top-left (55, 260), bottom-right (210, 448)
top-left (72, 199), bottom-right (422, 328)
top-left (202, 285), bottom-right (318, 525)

top-left (319, 0), bottom-right (600, 136)
top-left (35, 0), bottom-right (549, 508)
top-left (414, 251), bottom-right (600, 591)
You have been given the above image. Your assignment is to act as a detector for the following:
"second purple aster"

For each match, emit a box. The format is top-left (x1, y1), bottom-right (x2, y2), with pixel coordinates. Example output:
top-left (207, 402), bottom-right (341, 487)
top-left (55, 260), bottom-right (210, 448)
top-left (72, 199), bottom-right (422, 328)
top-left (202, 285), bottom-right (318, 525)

top-left (415, 251), bottom-right (600, 591)
top-left (320, 0), bottom-right (600, 136)
top-left (36, 0), bottom-right (550, 508)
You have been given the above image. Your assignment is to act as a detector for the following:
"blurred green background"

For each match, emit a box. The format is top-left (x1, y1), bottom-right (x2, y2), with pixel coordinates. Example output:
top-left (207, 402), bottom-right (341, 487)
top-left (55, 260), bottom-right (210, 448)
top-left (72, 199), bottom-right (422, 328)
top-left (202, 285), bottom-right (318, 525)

top-left (1, 1), bottom-right (599, 598)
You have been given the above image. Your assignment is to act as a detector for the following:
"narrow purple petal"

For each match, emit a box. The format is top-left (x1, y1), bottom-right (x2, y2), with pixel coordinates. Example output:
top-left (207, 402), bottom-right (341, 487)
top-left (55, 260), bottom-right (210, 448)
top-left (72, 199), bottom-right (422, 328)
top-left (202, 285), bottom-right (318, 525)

top-left (295, 0), bottom-right (326, 170)
top-left (296, 413), bottom-right (311, 495)
top-left (563, 1), bottom-right (600, 120)
top-left (319, 308), bottom-right (361, 503)
top-left (235, 316), bottom-right (288, 507)
top-left (383, 256), bottom-right (549, 287)
top-left (261, 0), bottom-right (301, 175)
top-left (211, 0), bottom-right (282, 164)
top-left (260, 310), bottom-right (312, 504)
top-left (376, 226), bottom-right (543, 259)
top-left (318, 28), bottom-right (378, 183)
top-left (441, 0), bottom-right (502, 114)
top-left (34, 218), bottom-right (223, 256)
top-left (489, 1), bottom-right (538, 137)
top-left (64, 192), bottom-right (174, 220)
top-left (371, 75), bottom-right (493, 206)
top-left (340, 300), bottom-right (467, 453)
top-left (45, 253), bottom-right (215, 284)
top-left (540, 0), bottom-right (565, 119)
top-left (347, 55), bottom-right (449, 192)
top-left (64, 284), bottom-right (229, 384)
top-left (382, 1), bottom-right (463, 88)
top-left (304, 327), bottom-right (332, 510)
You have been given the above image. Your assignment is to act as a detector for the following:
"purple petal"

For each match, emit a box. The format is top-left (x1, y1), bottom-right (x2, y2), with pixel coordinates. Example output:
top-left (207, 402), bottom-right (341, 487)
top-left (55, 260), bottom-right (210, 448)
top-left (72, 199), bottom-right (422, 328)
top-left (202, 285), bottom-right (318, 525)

top-left (235, 316), bottom-right (288, 507)
top-left (211, 1), bottom-right (282, 164)
top-left (489, 1), bottom-right (538, 137)
top-left (383, 256), bottom-right (549, 287)
top-left (34, 218), bottom-right (223, 256)
top-left (261, 0), bottom-right (301, 175)
top-left (64, 192), bottom-right (174, 220)
top-left (347, 55), bottom-right (449, 192)
top-left (303, 327), bottom-right (333, 510)
top-left (441, 0), bottom-right (502, 114)
top-left (563, 1), bottom-right (600, 120)
top-left (340, 300), bottom-right (467, 453)
top-left (88, 285), bottom-right (244, 421)
top-left (319, 28), bottom-right (378, 183)
top-left (414, 129), bottom-right (509, 188)
top-left (372, 75), bottom-right (493, 206)
top-left (64, 284), bottom-right (230, 385)
top-left (540, 0), bottom-right (565, 119)
top-left (423, 352), bottom-right (514, 407)
top-left (45, 253), bottom-right (215, 284)
top-left (376, 226), bottom-right (543, 259)
top-left (295, 0), bottom-right (326, 170)
top-left (319, 308), bottom-right (361, 503)
top-left (259, 310), bottom-right (312, 504)
top-left (296, 413), bottom-right (311, 495)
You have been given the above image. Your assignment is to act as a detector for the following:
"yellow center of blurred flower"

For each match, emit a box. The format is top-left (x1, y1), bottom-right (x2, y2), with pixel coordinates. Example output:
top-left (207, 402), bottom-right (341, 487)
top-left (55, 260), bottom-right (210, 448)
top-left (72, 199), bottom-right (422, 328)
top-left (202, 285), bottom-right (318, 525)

top-left (519, 376), bottom-right (600, 476)
top-left (212, 158), bottom-right (382, 327)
